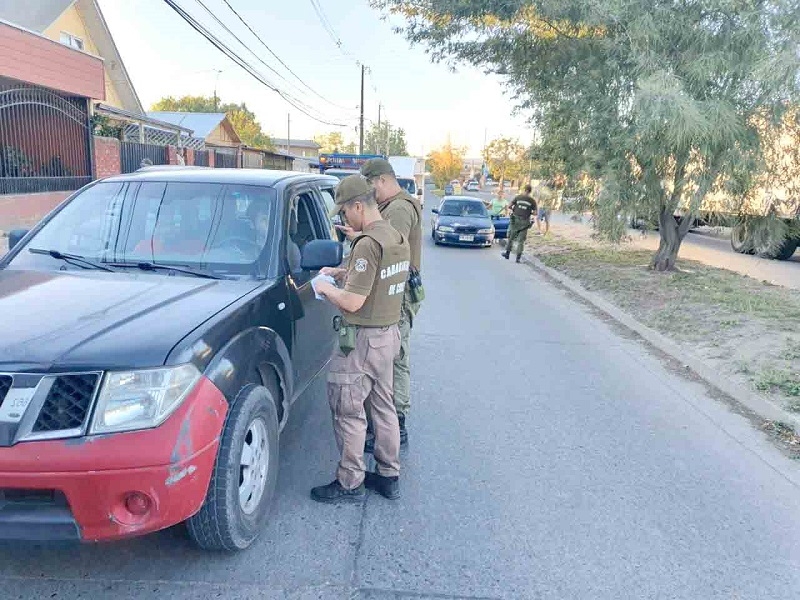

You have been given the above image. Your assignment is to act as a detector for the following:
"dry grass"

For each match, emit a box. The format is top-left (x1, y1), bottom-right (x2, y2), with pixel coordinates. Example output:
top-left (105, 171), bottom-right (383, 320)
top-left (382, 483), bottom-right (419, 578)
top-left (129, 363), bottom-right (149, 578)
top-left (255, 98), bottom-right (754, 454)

top-left (525, 232), bottom-right (800, 412)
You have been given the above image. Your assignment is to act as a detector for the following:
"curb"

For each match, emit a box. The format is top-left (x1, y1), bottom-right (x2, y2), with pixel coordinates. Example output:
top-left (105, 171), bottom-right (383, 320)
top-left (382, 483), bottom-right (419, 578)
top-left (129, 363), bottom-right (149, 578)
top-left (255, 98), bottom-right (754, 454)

top-left (525, 255), bottom-right (800, 431)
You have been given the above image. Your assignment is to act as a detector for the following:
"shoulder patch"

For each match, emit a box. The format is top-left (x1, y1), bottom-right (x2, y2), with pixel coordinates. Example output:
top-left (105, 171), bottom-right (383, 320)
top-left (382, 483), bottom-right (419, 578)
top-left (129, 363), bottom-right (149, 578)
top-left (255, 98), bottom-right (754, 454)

top-left (354, 258), bottom-right (368, 273)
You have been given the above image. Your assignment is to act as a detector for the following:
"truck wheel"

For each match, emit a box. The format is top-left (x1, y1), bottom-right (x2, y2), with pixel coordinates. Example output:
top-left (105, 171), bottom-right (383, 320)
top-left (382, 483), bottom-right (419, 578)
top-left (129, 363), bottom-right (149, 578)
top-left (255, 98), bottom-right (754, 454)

top-left (187, 384), bottom-right (279, 551)
top-left (731, 224), bottom-right (752, 254)
top-left (774, 238), bottom-right (798, 261)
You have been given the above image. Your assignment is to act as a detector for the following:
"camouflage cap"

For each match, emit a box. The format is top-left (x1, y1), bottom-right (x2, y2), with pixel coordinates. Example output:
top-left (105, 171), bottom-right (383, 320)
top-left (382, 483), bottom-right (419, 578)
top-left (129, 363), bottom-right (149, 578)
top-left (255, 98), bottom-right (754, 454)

top-left (329, 174), bottom-right (372, 217)
top-left (360, 158), bottom-right (395, 180)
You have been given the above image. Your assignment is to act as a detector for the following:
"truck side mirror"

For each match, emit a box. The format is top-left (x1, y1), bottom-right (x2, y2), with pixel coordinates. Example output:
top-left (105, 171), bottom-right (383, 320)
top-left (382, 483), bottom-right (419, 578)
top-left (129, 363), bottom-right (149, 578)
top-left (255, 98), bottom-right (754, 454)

top-left (301, 239), bottom-right (343, 270)
top-left (416, 189), bottom-right (423, 197)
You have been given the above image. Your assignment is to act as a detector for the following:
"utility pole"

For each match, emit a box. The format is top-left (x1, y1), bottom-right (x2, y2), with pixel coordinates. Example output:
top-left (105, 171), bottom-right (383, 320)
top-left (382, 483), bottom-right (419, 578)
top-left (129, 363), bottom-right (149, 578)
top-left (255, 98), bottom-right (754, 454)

top-left (286, 113), bottom-right (291, 154)
top-left (359, 64), bottom-right (365, 155)
top-left (376, 103), bottom-right (381, 154)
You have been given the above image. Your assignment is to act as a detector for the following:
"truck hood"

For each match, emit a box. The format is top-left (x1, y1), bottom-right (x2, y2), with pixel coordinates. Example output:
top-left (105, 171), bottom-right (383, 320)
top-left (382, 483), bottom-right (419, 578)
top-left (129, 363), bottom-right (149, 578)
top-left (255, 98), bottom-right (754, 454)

top-left (0, 269), bottom-right (261, 371)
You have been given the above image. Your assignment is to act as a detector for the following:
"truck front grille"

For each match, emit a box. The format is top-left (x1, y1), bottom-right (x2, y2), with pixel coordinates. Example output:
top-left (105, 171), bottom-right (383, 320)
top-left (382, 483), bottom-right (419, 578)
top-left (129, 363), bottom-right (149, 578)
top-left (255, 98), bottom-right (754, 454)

top-left (32, 374), bottom-right (99, 432)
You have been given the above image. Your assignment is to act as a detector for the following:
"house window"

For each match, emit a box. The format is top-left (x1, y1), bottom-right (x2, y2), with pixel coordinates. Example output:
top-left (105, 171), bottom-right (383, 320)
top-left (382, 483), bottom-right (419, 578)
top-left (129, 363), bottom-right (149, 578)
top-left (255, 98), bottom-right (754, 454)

top-left (60, 32), bottom-right (84, 50)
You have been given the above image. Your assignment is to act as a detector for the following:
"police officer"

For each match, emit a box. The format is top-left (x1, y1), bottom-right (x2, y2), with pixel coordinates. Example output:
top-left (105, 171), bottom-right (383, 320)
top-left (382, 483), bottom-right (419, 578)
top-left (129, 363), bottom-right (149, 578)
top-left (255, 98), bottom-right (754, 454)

top-left (340, 158), bottom-right (422, 449)
top-left (503, 184), bottom-right (537, 263)
top-left (311, 175), bottom-right (410, 503)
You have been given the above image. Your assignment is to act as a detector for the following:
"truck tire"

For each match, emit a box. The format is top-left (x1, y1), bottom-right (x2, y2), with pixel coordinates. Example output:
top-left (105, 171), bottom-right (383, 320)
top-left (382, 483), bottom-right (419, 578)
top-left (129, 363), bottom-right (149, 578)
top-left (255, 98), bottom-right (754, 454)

top-left (730, 224), bottom-right (752, 254)
top-left (775, 238), bottom-right (798, 261)
top-left (187, 384), bottom-right (279, 551)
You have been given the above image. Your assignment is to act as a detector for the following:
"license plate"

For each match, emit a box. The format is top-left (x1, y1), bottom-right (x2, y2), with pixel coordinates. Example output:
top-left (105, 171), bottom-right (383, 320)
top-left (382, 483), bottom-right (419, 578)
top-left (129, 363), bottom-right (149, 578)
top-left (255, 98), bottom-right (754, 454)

top-left (459, 235), bottom-right (474, 242)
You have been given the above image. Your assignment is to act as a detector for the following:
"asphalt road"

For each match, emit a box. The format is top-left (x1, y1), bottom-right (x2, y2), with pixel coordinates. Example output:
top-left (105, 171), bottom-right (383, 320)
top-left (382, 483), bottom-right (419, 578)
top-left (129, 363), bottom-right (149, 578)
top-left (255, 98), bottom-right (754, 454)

top-left (3, 190), bottom-right (800, 599)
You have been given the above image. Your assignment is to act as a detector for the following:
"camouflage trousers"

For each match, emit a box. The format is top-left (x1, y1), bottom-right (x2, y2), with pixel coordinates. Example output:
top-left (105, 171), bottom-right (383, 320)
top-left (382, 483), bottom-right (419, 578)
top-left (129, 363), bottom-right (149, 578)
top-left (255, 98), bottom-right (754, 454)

top-left (506, 216), bottom-right (533, 257)
top-left (393, 291), bottom-right (421, 418)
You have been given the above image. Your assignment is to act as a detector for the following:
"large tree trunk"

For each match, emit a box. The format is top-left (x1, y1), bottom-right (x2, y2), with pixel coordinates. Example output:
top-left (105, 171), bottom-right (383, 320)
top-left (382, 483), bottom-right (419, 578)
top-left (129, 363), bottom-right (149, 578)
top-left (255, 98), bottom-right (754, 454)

top-left (650, 209), bottom-right (688, 271)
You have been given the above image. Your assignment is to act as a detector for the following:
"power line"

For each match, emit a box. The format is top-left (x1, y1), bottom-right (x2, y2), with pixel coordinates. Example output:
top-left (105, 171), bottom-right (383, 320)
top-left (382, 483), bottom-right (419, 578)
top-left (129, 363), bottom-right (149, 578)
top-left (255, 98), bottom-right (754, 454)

top-left (161, 0), bottom-right (347, 126)
top-left (217, 0), bottom-right (355, 113)
top-left (192, 0), bottom-right (347, 120)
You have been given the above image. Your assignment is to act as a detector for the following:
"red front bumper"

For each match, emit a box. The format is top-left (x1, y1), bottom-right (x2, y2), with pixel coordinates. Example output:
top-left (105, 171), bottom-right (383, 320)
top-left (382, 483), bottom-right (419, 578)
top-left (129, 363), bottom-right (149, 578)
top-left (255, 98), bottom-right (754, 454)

top-left (0, 376), bottom-right (228, 542)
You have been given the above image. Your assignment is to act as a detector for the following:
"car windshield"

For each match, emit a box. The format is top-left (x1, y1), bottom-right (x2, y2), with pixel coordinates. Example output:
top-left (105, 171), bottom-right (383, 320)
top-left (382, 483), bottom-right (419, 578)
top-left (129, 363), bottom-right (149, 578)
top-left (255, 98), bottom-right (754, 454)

top-left (7, 180), bottom-right (277, 277)
top-left (440, 200), bottom-right (488, 217)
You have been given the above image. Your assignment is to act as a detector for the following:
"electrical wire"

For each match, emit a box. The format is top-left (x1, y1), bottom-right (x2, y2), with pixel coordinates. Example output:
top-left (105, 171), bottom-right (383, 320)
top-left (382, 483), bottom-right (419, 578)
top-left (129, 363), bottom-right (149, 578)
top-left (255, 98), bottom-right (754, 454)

top-left (220, 0), bottom-right (355, 112)
top-left (161, 0), bottom-right (348, 126)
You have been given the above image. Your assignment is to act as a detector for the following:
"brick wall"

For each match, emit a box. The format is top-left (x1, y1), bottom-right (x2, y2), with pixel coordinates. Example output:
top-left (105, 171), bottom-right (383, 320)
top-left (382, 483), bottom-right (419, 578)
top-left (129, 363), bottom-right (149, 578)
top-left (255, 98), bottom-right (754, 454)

top-left (93, 136), bottom-right (121, 179)
top-left (0, 191), bottom-right (71, 232)
top-left (185, 148), bottom-right (195, 166)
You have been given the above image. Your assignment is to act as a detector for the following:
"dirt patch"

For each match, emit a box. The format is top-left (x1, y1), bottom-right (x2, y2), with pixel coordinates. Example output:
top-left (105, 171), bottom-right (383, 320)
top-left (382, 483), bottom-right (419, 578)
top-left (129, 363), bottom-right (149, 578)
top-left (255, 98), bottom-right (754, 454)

top-left (524, 230), bottom-right (800, 415)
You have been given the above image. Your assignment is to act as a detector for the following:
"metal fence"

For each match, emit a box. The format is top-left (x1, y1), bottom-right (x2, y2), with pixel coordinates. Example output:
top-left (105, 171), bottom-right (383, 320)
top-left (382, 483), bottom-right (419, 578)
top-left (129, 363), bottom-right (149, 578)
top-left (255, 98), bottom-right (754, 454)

top-left (120, 142), bottom-right (168, 174)
top-left (194, 149), bottom-right (209, 166)
top-left (214, 150), bottom-right (238, 169)
top-left (0, 78), bottom-right (92, 195)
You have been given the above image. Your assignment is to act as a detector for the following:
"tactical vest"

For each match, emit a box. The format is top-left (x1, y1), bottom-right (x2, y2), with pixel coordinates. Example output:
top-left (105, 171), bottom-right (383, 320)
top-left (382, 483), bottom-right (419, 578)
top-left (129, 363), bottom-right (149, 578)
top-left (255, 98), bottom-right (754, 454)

top-left (346, 220), bottom-right (410, 327)
top-left (380, 191), bottom-right (422, 272)
top-left (511, 194), bottom-right (536, 220)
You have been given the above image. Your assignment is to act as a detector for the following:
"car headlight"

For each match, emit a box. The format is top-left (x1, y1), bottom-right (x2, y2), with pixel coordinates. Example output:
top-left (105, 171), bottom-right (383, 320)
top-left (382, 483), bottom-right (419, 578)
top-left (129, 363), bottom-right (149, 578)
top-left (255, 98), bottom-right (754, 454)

top-left (478, 228), bottom-right (494, 234)
top-left (437, 225), bottom-right (455, 233)
top-left (90, 364), bottom-right (202, 434)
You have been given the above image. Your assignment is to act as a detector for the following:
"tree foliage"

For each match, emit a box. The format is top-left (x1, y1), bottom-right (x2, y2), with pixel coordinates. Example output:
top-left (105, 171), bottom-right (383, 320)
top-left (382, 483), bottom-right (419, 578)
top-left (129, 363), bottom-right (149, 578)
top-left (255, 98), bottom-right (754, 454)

top-left (428, 140), bottom-right (466, 187)
top-left (151, 95), bottom-right (273, 150)
top-left (374, 0), bottom-right (800, 270)
top-left (314, 131), bottom-right (357, 154)
top-left (483, 137), bottom-right (526, 190)
top-left (365, 121), bottom-right (409, 155)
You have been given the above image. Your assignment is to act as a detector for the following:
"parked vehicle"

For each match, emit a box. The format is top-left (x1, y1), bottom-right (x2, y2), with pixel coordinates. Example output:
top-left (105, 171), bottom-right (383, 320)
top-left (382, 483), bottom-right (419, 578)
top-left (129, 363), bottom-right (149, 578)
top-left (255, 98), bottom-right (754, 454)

top-left (444, 183), bottom-right (455, 195)
top-left (431, 197), bottom-right (495, 247)
top-left (0, 169), bottom-right (345, 551)
top-left (389, 156), bottom-right (426, 208)
top-left (466, 181), bottom-right (480, 192)
top-left (319, 153), bottom-right (383, 178)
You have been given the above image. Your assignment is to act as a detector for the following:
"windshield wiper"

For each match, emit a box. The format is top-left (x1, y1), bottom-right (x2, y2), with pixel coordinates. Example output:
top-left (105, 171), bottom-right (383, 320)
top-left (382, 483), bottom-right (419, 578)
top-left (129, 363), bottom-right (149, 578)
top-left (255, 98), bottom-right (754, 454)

top-left (28, 248), bottom-right (117, 272)
top-left (108, 261), bottom-right (224, 280)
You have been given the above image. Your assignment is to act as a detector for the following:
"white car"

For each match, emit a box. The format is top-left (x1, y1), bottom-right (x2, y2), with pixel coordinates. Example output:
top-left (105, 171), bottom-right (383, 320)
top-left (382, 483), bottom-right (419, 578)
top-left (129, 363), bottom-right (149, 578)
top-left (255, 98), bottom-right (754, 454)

top-left (466, 181), bottom-right (479, 192)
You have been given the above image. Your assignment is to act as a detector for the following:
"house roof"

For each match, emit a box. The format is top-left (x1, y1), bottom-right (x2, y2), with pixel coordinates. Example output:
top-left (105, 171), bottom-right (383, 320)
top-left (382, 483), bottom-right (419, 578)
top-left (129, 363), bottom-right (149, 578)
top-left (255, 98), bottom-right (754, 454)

top-left (271, 138), bottom-right (321, 149)
top-left (0, 0), bottom-right (144, 115)
top-left (76, 0), bottom-right (143, 114)
top-left (0, 0), bottom-right (73, 33)
top-left (147, 111), bottom-right (233, 140)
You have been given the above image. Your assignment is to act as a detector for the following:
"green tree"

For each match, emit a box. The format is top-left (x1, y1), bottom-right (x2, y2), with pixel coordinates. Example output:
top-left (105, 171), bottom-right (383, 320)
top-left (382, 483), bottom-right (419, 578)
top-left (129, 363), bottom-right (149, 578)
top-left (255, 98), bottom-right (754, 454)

top-left (314, 131), bottom-right (345, 154)
top-left (375, 0), bottom-right (799, 270)
top-left (365, 121), bottom-right (408, 155)
top-left (313, 131), bottom-right (358, 154)
top-left (428, 140), bottom-right (466, 188)
top-left (483, 137), bottom-right (525, 191)
top-left (151, 95), bottom-right (273, 150)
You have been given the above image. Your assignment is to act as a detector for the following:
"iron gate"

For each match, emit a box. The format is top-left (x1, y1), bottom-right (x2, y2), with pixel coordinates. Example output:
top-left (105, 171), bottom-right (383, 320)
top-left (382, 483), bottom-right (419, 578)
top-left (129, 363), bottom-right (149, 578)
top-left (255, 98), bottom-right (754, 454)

top-left (214, 150), bottom-right (237, 169)
top-left (194, 149), bottom-right (209, 166)
top-left (0, 78), bottom-right (92, 194)
top-left (120, 142), bottom-right (168, 173)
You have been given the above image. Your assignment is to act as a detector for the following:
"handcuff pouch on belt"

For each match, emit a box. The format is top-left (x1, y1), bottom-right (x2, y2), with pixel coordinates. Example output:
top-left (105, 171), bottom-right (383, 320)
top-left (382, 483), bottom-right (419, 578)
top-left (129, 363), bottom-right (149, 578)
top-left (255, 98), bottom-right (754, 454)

top-left (333, 315), bottom-right (356, 355)
top-left (407, 267), bottom-right (425, 304)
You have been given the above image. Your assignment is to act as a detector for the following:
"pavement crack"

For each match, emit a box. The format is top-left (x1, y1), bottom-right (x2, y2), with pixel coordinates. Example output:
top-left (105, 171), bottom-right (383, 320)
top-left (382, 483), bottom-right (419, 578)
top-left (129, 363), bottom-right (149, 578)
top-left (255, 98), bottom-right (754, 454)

top-left (358, 585), bottom-right (504, 600)
top-left (349, 486), bottom-right (370, 590)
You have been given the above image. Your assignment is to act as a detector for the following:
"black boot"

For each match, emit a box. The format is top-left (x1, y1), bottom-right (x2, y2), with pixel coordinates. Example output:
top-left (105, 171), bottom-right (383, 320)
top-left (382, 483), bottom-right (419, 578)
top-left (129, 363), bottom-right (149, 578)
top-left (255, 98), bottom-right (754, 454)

top-left (398, 413), bottom-right (408, 446)
top-left (502, 251), bottom-right (510, 259)
top-left (364, 471), bottom-right (401, 500)
top-left (310, 480), bottom-right (365, 504)
top-left (516, 255), bottom-right (521, 263)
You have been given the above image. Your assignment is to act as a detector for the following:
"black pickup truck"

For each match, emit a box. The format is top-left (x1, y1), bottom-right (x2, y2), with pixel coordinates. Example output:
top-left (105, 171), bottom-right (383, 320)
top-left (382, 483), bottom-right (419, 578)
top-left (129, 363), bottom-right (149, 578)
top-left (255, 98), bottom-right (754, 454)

top-left (0, 168), bottom-right (344, 551)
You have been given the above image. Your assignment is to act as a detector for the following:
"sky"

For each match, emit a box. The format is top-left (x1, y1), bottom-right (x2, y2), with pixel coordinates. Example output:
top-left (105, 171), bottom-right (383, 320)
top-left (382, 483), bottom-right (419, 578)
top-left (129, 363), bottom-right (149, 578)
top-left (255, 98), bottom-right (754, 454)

top-left (97, 0), bottom-right (533, 157)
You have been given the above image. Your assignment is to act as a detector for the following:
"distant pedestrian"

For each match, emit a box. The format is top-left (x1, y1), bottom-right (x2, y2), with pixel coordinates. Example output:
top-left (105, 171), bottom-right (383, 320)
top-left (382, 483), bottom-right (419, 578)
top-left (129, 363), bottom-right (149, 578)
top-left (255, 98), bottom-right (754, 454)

top-left (502, 184), bottom-right (537, 263)
top-left (535, 180), bottom-right (556, 236)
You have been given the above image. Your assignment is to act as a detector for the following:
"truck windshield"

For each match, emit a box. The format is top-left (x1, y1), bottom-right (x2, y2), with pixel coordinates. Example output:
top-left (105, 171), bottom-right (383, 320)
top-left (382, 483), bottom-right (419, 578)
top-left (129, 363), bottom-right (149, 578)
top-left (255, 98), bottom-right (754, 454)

top-left (397, 178), bottom-right (417, 194)
top-left (7, 181), bottom-right (277, 277)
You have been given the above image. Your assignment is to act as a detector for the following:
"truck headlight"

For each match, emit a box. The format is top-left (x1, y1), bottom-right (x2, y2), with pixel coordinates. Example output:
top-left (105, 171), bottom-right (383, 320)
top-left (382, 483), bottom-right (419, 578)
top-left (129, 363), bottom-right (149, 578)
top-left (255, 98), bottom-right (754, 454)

top-left (478, 228), bottom-right (494, 234)
top-left (437, 225), bottom-right (455, 233)
top-left (90, 364), bottom-right (201, 434)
